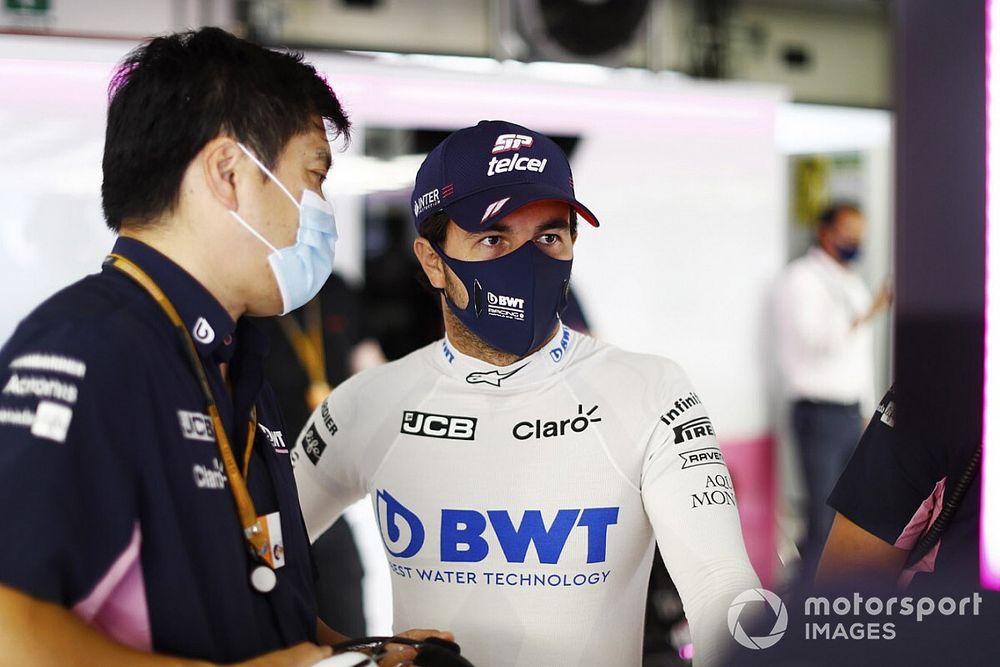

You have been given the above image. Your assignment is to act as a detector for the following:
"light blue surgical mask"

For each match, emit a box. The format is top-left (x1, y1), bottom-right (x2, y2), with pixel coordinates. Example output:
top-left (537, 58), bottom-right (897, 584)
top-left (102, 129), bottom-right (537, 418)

top-left (229, 142), bottom-right (337, 315)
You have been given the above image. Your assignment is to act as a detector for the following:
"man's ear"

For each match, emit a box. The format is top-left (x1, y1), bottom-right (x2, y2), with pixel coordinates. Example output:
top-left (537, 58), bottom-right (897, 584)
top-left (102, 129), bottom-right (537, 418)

top-left (413, 237), bottom-right (447, 290)
top-left (200, 137), bottom-right (243, 211)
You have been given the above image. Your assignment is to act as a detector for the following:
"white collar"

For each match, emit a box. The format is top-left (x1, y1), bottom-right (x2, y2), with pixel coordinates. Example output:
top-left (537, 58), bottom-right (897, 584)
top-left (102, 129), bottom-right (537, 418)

top-left (432, 323), bottom-right (577, 391)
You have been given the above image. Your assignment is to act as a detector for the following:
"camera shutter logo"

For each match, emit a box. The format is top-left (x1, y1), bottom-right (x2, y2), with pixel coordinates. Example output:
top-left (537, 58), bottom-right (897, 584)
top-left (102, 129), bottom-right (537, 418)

top-left (728, 588), bottom-right (788, 650)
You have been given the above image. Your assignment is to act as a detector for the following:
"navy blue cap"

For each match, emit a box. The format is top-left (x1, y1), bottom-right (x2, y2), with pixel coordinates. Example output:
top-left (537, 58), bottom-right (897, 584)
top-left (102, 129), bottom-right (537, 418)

top-left (411, 120), bottom-right (600, 232)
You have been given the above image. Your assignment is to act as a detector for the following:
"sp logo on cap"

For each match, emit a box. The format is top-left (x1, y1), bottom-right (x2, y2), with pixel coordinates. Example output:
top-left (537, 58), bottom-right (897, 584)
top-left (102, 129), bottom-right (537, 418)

top-left (492, 133), bottom-right (534, 154)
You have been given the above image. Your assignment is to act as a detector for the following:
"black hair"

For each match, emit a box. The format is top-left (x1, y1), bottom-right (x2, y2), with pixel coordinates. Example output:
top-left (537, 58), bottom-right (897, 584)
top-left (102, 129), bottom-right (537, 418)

top-left (101, 27), bottom-right (350, 231)
top-left (417, 211), bottom-right (453, 246)
top-left (817, 201), bottom-right (861, 230)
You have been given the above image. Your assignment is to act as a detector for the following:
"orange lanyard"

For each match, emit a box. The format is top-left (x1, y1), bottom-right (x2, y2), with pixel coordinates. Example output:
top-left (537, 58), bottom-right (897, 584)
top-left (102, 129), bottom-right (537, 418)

top-left (107, 254), bottom-right (269, 562)
top-left (277, 296), bottom-right (327, 386)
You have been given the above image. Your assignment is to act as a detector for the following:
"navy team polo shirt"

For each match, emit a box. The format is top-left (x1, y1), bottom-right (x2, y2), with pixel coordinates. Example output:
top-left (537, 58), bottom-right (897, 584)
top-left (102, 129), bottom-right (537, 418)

top-left (0, 237), bottom-right (317, 662)
top-left (829, 386), bottom-right (980, 592)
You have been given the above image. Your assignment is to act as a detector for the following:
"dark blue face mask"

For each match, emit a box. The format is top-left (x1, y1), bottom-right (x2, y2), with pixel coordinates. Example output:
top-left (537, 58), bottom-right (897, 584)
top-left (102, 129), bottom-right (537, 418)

top-left (432, 240), bottom-right (572, 358)
top-left (836, 242), bottom-right (861, 262)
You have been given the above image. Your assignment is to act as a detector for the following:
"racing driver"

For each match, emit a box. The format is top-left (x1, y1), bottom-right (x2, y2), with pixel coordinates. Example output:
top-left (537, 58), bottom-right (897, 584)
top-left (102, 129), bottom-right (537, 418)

top-left (291, 120), bottom-right (761, 666)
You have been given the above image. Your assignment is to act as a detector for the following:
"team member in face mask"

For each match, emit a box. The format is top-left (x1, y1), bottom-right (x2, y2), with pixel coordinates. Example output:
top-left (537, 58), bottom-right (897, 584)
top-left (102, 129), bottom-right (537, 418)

top-left (0, 27), bottom-right (447, 667)
top-left (772, 202), bottom-right (893, 582)
top-left (293, 120), bottom-right (761, 667)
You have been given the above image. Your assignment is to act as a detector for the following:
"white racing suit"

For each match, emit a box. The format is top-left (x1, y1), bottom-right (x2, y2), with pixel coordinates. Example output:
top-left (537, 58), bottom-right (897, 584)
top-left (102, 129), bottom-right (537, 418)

top-left (293, 325), bottom-right (760, 666)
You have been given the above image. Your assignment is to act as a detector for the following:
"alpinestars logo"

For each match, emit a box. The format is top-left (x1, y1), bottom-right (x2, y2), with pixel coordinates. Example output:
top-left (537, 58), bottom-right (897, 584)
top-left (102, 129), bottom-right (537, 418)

top-left (673, 416), bottom-right (715, 444)
top-left (487, 291), bottom-right (525, 321)
top-left (466, 364), bottom-right (527, 387)
top-left (400, 411), bottom-right (477, 440)
top-left (492, 133), bottom-right (534, 154)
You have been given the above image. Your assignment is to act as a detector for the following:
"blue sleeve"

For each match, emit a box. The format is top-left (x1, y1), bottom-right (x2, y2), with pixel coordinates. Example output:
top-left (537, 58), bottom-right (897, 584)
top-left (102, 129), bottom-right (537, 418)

top-left (827, 387), bottom-right (943, 546)
top-left (0, 319), bottom-right (140, 607)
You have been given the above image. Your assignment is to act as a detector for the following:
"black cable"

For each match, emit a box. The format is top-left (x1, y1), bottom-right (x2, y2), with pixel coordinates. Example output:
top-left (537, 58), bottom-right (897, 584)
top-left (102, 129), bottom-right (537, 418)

top-left (904, 444), bottom-right (981, 570)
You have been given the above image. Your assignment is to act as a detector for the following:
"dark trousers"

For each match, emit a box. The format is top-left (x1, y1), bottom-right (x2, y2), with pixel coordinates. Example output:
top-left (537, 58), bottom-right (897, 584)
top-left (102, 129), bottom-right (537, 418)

top-left (792, 399), bottom-right (862, 578)
top-left (312, 517), bottom-right (366, 637)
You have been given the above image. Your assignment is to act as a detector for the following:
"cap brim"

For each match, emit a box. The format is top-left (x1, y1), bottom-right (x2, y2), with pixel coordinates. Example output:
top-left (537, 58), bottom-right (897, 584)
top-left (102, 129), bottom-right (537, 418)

top-left (443, 183), bottom-right (600, 232)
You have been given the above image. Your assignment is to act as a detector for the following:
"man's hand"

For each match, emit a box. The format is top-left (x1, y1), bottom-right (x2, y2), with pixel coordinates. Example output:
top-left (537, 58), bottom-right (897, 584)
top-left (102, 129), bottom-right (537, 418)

top-left (0, 584), bottom-right (335, 667)
top-left (379, 629), bottom-right (456, 667)
top-left (852, 279), bottom-right (893, 329)
top-left (816, 512), bottom-right (908, 589)
top-left (236, 642), bottom-right (332, 667)
top-left (870, 278), bottom-right (893, 316)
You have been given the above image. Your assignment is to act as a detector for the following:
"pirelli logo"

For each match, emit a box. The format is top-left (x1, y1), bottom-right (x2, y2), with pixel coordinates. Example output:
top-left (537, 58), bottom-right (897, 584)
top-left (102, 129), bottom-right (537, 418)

top-left (673, 416), bottom-right (715, 444)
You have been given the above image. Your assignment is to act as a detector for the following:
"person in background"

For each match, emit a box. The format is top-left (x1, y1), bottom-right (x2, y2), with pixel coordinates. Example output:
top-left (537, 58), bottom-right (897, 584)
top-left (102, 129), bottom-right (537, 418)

top-left (773, 202), bottom-right (892, 578)
top-left (261, 274), bottom-right (386, 637)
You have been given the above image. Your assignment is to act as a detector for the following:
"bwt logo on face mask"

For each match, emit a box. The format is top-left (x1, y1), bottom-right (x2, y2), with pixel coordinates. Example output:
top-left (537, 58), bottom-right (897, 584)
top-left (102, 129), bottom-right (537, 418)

top-left (487, 292), bottom-right (524, 309)
top-left (400, 410), bottom-right (477, 440)
top-left (486, 291), bottom-right (525, 321)
top-left (376, 489), bottom-right (620, 565)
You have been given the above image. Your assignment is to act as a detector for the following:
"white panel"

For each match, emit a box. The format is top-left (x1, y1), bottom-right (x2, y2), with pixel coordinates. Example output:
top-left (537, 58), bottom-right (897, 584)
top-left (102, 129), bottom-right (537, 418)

top-left (0, 40), bottom-right (127, 345)
top-left (730, 5), bottom-right (889, 107)
top-left (0, 0), bottom-right (234, 37)
top-left (570, 123), bottom-right (785, 440)
top-left (282, 0), bottom-right (490, 55)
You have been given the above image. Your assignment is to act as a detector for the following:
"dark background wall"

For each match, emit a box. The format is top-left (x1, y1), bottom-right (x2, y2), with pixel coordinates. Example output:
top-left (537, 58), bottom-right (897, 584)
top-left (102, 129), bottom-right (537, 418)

top-left (894, 0), bottom-right (985, 442)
